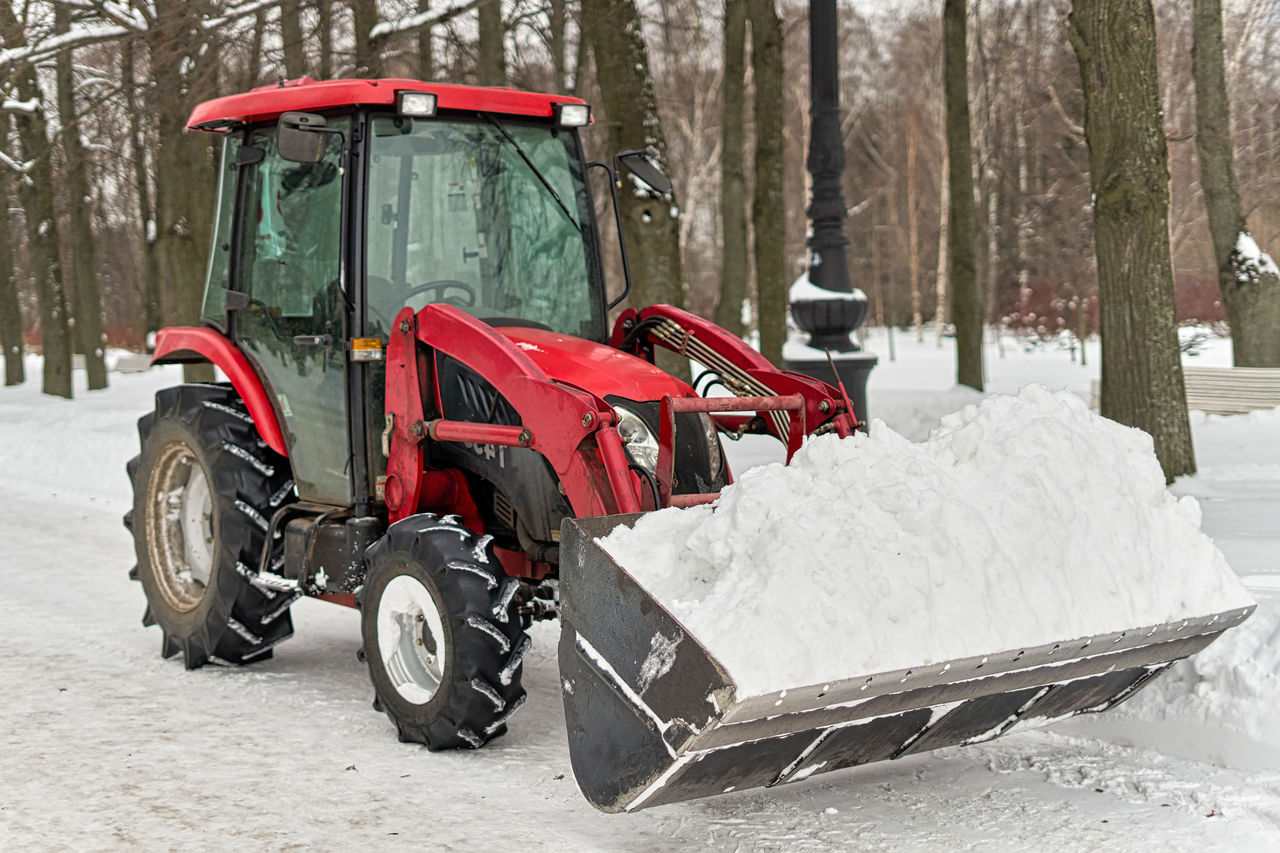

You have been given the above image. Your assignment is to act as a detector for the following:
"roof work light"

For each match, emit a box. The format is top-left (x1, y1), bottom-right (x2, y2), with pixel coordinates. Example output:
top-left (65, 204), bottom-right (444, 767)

top-left (553, 103), bottom-right (591, 127)
top-left (397, 91), bottom-right (438, 117)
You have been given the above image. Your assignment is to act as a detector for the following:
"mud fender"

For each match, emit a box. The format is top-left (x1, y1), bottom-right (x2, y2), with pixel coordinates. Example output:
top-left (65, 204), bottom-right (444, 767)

top-left (152, 327), bottom-right (288, 456)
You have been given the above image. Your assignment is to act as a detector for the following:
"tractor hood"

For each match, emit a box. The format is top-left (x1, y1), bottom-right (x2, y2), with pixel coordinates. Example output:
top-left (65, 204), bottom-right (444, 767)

top-left (497, 327), bottom-right (694, 403)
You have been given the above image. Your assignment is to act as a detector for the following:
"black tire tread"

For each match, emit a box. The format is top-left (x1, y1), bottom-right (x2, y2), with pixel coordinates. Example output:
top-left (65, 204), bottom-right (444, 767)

top-left (127, 384), bottom-right (297, 668)
top-left (360, 513), bottom-right (530, 750)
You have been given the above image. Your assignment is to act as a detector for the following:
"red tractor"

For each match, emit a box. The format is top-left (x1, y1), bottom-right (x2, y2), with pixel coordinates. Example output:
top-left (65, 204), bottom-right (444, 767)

top-left (128, 78), bottom-right (1245, 813)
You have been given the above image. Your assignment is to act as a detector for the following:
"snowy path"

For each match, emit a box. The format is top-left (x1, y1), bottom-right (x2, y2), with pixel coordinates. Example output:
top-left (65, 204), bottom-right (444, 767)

top-left (2, 349), bottom-right (1279, 850)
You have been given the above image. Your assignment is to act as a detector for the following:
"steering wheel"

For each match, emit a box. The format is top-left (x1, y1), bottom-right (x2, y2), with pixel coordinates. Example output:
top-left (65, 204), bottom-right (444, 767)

top-left (366, 278), bottom-right (479, 332)
top-left (405, 279), bottom-right (477, 309)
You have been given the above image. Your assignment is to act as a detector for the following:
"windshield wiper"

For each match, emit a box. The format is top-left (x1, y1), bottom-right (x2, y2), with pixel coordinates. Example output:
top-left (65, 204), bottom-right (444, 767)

top-left (481, 112), bottom-right (582, 233)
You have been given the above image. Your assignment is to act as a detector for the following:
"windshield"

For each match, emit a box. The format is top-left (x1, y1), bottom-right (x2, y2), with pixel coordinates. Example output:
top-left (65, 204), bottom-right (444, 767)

top-left (364, 114), bottom-right (605, 340)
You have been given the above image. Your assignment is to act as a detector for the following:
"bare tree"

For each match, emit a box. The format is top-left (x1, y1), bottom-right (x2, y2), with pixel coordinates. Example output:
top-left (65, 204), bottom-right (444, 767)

top-left (281, 0), bottom-right (307, 77)
top-left (581, 0), bottom-right (684, 315)
top-left (319, 0), bottom-right (335, 78)
top-left (351, 0), bottom-right (382, 75)
top-left (0, 124), bottom-right (23, 386)
top-left (749, 0), bottom-right (785, 365)
top-left (477, 0), bottom-right (506, 84)
top-left (122, 39), bottom-right (164, 339)
top-left (934, 150), bottom-right (949, 347)
top-left (714, 0), bottom-right (748, 338)
top-left (419, 0), bottom-right (435, 80)
top-left (548, 0), bottom-right (568, 91)
top-left (55, 4), bottom-right (107, 390)
top-left (0, 4), bottom-right (73, 398)
top-left (944, 0), bottom-right (982, 390)
top-left (1070, 0), bottom-right (1195, 481)
top-left (148, 0), bottom-right (222, 382)
top-left (247, 9), bottom-right (267, 88)
top-left (907, 107), bottom-right (922, 342)
top-left (1193, 0), bottom-right (1280, 366)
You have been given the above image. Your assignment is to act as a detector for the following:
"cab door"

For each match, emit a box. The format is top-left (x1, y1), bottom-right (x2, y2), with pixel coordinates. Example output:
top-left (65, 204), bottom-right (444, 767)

top-left (232, 120), bottom-right (352, 505)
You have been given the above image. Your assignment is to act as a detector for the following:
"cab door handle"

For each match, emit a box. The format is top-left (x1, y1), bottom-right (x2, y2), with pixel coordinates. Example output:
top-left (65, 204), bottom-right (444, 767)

top-left (293, 335), bottom-right (333, 347)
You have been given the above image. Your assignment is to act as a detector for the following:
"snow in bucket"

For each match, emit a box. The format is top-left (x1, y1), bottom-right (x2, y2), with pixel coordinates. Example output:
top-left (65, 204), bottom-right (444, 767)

top-left (597, 384), bottom-right (1254, 699)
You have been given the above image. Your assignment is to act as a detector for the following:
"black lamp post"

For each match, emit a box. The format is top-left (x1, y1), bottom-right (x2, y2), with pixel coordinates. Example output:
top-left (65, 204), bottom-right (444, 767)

top-left (784, 0), bottom-right (877, 426)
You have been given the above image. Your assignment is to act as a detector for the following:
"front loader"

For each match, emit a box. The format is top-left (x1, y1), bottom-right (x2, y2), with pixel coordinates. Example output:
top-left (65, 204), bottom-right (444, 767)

top-left (127, 78), bottom-right (1251, 812)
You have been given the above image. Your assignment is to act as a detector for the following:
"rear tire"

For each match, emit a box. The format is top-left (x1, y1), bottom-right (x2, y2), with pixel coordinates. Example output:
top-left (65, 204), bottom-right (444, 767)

top-left (127, 384), bottom-right (298, 668)
top-left (359, 513), bottom-right (530, 749)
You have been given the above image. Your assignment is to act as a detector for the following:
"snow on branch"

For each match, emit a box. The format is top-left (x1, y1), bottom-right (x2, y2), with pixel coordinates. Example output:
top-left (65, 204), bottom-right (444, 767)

top-left (88, 1), bottom-right (151, 32)
top-left (203, 0), bottom-right (284, 32)
top-left (369, 0), bottom-right (480, 41)
top-left (2, 96), bottom-right (39, 113)
top-left (0, 21), bottom-right (132, 71)
top-left (0, 150), bottom-right (33, 174)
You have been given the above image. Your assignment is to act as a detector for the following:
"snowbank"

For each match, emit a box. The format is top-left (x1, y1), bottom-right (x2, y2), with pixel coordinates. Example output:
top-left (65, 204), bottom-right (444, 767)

top-left (599, 385), bottom-right (1254, 698)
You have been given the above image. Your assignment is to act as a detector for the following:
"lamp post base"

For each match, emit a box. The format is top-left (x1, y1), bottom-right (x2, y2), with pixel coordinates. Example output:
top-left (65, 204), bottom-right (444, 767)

top-left (784, 351), bottom-right (878, 429)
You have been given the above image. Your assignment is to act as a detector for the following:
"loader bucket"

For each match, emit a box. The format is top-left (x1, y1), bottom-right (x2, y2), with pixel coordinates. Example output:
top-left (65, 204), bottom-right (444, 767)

top-left (558, 514), bottom-right (1254, 813)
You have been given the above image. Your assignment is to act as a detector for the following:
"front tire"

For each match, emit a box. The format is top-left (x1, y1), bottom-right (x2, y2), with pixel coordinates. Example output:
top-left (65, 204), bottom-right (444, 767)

top-left (127, 384), bottom-right (298, 668)
top-left (359, 514), bottom-right (531, 749)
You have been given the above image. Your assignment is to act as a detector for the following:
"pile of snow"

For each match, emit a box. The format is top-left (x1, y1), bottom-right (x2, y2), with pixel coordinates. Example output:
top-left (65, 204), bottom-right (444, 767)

top-left (599, 385), bottom-right (1254, 698)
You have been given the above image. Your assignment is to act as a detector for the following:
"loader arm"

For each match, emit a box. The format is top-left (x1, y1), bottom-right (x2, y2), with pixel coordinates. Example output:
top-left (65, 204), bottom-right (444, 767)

top-left (611, 305), bottom-right (858, 445)
top-left (383, 304), bottom-right (643, 524)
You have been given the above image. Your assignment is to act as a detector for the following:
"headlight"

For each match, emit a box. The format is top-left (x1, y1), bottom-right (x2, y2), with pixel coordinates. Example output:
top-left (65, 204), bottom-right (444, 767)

top-left (613, 405), bottom-right (659, 474)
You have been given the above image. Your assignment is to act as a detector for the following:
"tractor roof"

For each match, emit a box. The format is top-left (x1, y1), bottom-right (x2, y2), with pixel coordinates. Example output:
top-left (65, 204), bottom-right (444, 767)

top-left (186, 78), bottom-right (589, 132)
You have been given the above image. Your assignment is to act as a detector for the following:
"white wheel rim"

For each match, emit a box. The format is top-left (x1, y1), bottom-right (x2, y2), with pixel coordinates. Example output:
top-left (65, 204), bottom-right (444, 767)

top-left (147, 442), bottom-right (217, 612)
top-left (180, 464), bottom-right (214, 586)
top-left (377, 574), bottom-right (449, 705)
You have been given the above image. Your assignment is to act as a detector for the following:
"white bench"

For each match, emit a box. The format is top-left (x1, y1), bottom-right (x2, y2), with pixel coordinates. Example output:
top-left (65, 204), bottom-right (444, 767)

top-left (1182, 366), bottom-right (1280, 415)
top-left (1090, 366), bottom-right (1280, 415)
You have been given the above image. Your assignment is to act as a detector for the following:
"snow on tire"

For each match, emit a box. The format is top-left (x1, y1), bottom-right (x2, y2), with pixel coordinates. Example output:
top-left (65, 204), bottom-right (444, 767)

top-left (127, 384), bottom-right (297, 668)
top-left (359, 513), bottom-right (530, 750)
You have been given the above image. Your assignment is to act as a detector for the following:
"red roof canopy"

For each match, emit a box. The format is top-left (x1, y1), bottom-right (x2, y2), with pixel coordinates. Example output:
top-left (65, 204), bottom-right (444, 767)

top-left (186, 78), bottom-right (589, 132)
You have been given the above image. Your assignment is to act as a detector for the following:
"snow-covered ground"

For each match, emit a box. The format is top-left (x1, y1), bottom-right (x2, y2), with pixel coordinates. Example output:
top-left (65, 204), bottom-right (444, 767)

top-left (1, 330), bottom-right (1278, 851)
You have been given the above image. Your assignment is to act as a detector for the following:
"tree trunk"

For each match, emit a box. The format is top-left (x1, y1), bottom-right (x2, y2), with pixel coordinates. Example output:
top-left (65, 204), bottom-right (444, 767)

top-left (0, 141), bottom-right (24, 386)
top-left (318, 0), bottom-right (334, 79)
top-left (418, 0), bottom-right (434, 80)
top-left (148, 0), bottom-right (218, 383)
top-left (247, 9), bottom-right (267, 89)
top-left (582, 0), bottom-right (685, 374)
top-left (350, 0), bottom-right (381, 76)
top-left (477, 0), bottom-right (506, 85)
top-left (749, 0), bottom-right (785, 366)
top-left (549, 0), bottom-right (567, 91)
top-left (123, 40), bottom-right (164, 339)
top-left (569, 13), bottom-right (589, 95)
top-left (1015, 111), bottom-right (1031, 307)
top-left (714, 0), bottom-right (748, 338)
top-left (907, 108), bottom-right (922, 342)
top-left (1193, 0), bottom-right (1280, 367)
top-left (943, 0), bottom-right (982, 390)
top-left (935, 151), bottom-right (949, 347)
top-left (1069, 0), bottom-right (1195, 482)
top-left (0, 8), bottom-right (73, 398)
top-left (55, 5), bottom-right (108, 390)
top-left (281, 0), bottom-right (307, 78)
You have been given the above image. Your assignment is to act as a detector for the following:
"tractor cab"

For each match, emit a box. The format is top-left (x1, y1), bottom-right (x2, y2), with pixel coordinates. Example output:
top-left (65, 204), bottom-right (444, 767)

top-left (191, 80), bottom-right (611, 509)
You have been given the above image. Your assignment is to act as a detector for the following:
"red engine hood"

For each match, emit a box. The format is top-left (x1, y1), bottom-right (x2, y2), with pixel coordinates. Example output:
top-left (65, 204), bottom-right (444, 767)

top-left (497, 327), bottom-right (694, 402)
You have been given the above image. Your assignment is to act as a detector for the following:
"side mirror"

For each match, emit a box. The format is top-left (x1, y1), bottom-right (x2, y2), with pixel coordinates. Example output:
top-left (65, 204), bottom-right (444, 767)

top-left (615, 148), bottom-right (673, 196)
top-left (278, 111), bottom-right (329, 163)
